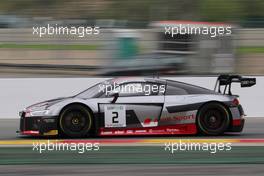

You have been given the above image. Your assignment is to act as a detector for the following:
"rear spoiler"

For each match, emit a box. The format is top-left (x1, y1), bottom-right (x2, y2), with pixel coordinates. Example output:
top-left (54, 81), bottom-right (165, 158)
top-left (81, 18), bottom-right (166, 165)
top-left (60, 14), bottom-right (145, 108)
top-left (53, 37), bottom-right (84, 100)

top-left (214, 75), bottom-right (256, 95)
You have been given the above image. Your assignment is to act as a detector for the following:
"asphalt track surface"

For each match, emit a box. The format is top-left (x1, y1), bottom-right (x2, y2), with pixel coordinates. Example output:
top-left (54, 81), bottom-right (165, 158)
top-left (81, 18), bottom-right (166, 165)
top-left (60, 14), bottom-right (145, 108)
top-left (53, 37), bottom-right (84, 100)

top-left (1, 118), bottom-right (264, 175)
top-left (1, 165), bottom-right (264, 176)
top-left (0, 117), bottom-right (264, 140)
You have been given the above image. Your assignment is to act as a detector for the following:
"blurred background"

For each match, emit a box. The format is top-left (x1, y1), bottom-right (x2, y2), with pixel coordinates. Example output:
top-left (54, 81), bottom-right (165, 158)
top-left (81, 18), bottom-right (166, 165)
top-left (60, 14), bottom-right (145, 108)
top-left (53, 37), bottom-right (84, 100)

top-left (0, 0), bottom-right (264, 77)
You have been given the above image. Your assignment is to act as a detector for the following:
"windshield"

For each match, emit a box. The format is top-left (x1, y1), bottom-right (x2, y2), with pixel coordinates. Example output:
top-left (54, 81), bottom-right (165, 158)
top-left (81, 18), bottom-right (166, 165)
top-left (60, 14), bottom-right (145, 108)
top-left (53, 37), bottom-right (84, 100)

top-left (75, 83), bottom-right (103, 99)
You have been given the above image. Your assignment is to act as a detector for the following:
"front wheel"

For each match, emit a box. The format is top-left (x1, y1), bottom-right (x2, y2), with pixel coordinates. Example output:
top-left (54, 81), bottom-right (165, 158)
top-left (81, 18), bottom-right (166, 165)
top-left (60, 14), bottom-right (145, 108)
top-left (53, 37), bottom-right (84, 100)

top-left (59, 105), bottom-right (93, 138)
top-left (197, 103), bottom-right (230, 135)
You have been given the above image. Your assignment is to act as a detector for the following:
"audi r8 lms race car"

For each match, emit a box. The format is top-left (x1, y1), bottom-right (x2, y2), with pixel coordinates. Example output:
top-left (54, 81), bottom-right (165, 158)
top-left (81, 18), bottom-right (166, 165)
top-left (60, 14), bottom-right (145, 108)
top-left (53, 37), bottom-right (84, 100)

top-left (18, 75), bottom-right (256, 137)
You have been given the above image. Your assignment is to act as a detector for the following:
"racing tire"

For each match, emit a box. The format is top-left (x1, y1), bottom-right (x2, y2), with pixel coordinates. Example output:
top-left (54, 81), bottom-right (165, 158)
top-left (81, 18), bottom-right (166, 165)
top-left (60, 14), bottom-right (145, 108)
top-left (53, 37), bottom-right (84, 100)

top-left (59, 105), bottom-right (93, 138)
top-left (197, 102), bottom-right (230, 135)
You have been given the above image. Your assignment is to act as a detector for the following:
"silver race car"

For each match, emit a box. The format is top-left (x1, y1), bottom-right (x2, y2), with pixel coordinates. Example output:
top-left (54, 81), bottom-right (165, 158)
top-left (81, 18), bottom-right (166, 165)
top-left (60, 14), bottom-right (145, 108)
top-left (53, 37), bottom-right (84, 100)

top-left (18, 75), bottom-right (256, 137)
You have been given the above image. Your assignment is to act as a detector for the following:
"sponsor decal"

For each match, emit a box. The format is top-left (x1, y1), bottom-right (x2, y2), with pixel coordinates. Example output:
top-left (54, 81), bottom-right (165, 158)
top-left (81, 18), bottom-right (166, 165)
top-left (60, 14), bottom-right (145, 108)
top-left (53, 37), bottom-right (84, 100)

top-left (99, 124), bottom-right (197, 136)
top-left (149, 129), bottom-right (165, 133)
top-left (114, 130), bottom-right (125, 134)
top-left (166, 128), bottom-right (179, 132)
top-left (135, 130), bottom-right (147, 133)
top-left (142, 118), bottom-right (158, 127)
top-left (144, 118), bottom-right (151, 125)
top-left (126, 130), bottom-right (133, 134)
top-left (161, 114), bottom-right (195, 122)
top-left (101, 131), bottom-right (112, 135)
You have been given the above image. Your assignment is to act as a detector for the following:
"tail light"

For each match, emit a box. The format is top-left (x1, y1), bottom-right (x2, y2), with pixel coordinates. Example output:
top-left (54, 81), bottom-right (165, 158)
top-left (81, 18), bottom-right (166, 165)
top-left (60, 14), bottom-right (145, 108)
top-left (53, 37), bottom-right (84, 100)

top-left (232, 98), bottom-right (240, 106)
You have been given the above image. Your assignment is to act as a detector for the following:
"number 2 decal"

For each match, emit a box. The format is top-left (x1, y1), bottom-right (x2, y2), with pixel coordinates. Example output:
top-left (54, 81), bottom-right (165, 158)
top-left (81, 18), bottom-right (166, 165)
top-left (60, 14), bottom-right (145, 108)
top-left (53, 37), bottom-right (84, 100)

top-left (104, 105), bottom-right (126, 127)
top-left (112, 111), bottom-right (119, 123)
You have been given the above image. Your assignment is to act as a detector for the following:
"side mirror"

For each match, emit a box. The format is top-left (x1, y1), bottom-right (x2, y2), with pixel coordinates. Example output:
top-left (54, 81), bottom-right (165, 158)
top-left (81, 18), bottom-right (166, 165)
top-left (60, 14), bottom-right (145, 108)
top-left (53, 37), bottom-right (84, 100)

top-left (110, 92), bottom-right (119, 103)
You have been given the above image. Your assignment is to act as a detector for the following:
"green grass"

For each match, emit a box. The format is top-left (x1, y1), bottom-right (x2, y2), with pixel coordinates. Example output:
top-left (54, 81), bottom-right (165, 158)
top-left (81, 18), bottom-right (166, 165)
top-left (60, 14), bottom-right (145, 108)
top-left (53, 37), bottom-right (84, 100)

top-left (0, 44), bottom-right (99, 50)
top-left (237, 46), bottom-right (264, 54)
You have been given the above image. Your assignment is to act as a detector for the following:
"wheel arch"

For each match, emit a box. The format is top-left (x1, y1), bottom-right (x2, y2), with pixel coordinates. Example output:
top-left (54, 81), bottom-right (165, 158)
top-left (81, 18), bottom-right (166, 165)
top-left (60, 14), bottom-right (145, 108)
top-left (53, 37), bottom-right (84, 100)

top-left (59, 102), bottom-right (94, 118)
top-left (58, 102), bottom-right (96, 137)
top-left (196, 100), bottom-right (233, 126)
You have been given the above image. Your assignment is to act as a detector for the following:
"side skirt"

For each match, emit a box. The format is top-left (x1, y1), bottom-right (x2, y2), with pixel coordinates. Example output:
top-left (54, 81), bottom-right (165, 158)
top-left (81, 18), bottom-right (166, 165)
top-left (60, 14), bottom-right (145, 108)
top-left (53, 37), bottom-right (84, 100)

top-left (99, 124), bottom-right (197, 136)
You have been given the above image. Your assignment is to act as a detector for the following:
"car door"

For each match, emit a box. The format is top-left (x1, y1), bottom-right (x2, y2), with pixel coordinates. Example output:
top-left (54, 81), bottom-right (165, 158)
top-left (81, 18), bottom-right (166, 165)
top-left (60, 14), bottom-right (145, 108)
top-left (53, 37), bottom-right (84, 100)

top-left (98, 82), bottom-right (165, 129)
top-left (159, 81), bottom-right (196, 126)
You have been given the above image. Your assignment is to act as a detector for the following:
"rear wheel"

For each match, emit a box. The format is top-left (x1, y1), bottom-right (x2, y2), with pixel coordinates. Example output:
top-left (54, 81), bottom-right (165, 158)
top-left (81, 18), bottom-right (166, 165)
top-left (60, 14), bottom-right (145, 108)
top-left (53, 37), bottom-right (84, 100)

top-left (197, 102), bottom-right (230, 135)
top-left (59, 105), bottom-right (93, 138)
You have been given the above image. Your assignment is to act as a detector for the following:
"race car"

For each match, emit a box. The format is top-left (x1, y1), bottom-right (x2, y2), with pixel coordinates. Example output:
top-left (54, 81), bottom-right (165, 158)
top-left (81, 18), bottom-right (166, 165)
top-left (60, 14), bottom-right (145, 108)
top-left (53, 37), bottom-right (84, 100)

top-left (18, 75), bottom-right (256, 137)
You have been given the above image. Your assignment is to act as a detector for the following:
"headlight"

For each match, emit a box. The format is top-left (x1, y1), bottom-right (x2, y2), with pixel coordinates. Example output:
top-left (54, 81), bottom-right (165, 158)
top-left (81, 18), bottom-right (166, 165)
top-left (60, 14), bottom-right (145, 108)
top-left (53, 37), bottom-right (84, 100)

top-left (25, 102), bottom-right (51, 117)
top-left (25, 99), bottom-right (61, 117)
top-left (25, 110), bottom-right (50, 117)
top-left (25, 105), bottom-right (50, 117)
top-left (27, 102), bottom-right (48, 111)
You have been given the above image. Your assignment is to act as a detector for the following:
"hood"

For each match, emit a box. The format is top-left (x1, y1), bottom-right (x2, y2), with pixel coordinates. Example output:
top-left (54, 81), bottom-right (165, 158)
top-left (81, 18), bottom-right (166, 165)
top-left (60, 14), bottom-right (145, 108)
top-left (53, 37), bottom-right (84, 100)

top-left (27, 96), bottom-right (72, 110)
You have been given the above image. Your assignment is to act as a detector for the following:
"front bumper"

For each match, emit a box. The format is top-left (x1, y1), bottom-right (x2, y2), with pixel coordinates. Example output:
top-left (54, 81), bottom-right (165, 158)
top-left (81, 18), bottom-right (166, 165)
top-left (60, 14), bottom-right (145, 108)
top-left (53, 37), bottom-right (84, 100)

top-left (19, 111), bottom-right (58, 136)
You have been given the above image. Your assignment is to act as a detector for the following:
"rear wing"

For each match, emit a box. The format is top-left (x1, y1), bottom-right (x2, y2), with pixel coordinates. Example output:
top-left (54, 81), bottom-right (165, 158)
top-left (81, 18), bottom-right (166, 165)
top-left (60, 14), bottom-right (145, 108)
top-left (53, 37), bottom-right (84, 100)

top-left (214, 75), bottom-right (256, 95)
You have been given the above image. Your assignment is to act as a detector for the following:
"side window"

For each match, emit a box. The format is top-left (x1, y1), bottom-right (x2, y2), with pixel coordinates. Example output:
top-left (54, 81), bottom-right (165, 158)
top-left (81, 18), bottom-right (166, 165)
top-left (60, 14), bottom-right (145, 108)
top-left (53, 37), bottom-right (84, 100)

top-left (165, 85), bottom-right (187, 95)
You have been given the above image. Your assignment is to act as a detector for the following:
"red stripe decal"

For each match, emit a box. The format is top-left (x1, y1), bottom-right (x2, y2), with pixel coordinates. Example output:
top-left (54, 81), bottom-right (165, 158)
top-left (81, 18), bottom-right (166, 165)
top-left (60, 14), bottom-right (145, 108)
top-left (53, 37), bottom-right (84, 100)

top-left (21, 130), bottom-right (39, 135)
top-left (99, 124), bottom-right (197, 136)
top-left (238, 139), bottom-right (264, 143)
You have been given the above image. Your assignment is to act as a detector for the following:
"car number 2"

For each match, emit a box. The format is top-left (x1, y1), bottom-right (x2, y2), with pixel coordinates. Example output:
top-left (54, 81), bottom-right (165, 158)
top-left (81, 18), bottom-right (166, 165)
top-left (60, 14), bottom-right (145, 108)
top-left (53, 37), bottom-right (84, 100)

top-left (112, 111), bottom-right (119, 123)
top-left (104, 105), bottom-right (126, 127)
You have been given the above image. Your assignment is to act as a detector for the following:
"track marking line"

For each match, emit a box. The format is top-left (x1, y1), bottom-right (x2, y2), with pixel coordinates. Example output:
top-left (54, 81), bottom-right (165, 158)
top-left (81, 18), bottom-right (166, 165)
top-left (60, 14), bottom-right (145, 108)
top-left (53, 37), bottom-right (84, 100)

top-left (1, 138), bottom-right (264, 146)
